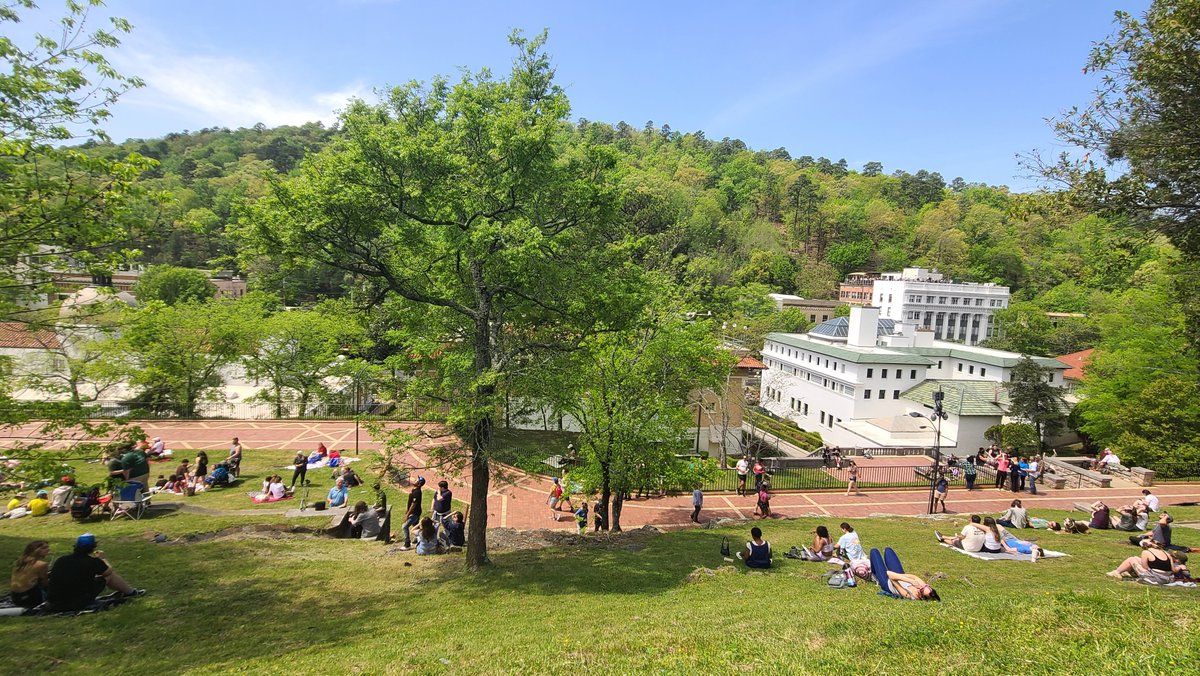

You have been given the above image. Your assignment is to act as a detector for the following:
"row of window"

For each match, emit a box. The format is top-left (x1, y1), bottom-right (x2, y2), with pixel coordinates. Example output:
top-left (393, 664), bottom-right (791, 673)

top-left (864, 389), bottom-right (901, 400)
top-left (865, 368), bottom-right (918, 380)
top-left (767, 342), bottom-right (846, 374)
top-left (955, 362), bottom-right (986, 377)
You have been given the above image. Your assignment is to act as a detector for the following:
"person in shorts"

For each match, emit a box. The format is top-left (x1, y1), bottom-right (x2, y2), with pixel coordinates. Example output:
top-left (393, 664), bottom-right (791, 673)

top-left (735, 456), bottom-right (750, 496)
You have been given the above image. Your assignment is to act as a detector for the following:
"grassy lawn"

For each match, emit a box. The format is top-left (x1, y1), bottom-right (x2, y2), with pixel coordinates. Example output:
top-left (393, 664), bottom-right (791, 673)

top-left (1, 492), bottom-right (1198, 673)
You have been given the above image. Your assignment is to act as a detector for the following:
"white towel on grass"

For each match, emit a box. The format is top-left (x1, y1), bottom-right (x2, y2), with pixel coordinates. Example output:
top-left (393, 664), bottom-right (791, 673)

top-left (938, 542), bottom-right (1068, 561)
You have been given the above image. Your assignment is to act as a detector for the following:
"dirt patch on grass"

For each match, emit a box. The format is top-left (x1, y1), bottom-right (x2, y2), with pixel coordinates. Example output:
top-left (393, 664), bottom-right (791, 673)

top-left (153, 523), bottom-right (327, 544)
top-left (486, 525), bottom-right (663, 552)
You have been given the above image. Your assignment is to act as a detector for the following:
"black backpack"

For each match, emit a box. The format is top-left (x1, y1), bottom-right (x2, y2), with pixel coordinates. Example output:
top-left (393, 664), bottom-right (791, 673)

top-left (720, 537), bottom-right (731, 557)
top-left (70, 497), bottom-right (92, 520)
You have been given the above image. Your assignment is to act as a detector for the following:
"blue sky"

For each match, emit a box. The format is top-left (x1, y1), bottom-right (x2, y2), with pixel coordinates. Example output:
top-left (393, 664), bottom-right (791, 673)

top-left (36, 0), bottom-right (1149, 190)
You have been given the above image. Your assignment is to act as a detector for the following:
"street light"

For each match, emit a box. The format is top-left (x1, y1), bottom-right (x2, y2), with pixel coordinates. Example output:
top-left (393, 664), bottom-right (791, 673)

top-left (910, 388), bottom-right (948, 515)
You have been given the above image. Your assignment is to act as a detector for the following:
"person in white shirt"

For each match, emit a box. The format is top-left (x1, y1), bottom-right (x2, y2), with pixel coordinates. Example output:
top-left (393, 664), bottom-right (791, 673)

top-left (1140, 489), bottom-right (1160, 512)
top-left (936, 515), bottom-right (987, 552)
top-left (735, 456), bottom-right (750, 496)
top-left (1027, 457), bottom-right (1040, 495)
top-left (1099, 451), bottom-right (1122, 470)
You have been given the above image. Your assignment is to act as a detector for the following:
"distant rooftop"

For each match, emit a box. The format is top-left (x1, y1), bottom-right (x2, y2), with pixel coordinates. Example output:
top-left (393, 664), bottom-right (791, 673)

top-left (809, 316), bottom-right (896, 339)
top-left (1056, 348), bottom-right (1094, 381)
top-left (0, 322), bottom-right (60, 350)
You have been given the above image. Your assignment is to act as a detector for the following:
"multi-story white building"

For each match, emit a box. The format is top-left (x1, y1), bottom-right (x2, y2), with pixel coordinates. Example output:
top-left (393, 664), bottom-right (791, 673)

top-left (863, 267), bottom-right (1009, 346)
top-left (758, 306), bottom-right (1068, 454)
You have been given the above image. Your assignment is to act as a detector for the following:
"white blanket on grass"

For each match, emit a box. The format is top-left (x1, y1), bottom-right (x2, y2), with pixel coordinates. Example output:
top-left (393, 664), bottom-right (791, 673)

top-left (285, 457), bottom-right (361, 471)
top-left (938, 542), bottom-right (1068, 561)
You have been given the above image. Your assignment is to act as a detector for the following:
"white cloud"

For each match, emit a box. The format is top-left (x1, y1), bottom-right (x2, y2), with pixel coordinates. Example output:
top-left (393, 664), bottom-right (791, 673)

top-left (118, 48), bottom-right (368, 129)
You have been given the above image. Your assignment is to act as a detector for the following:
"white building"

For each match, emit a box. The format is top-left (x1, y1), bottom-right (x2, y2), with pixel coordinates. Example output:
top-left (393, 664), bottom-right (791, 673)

top-left (759, 306), bottom-right (1068, 454)
top-left (868, 267), bottom-right (1009, 345)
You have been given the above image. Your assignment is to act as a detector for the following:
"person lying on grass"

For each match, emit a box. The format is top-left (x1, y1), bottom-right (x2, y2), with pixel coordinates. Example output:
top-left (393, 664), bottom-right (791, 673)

top-left (886, 571), bottom-right (941, 601)
top-left (1129, 512), bottom-right (1173, 549)
top-left (996, 525), bottom-right (1045, 561)
top-left (1107, 540), bottom-right (1187, 579)
top-left (1086, 502), bottom-right (1111, 530)
top-left (736, 526), bottom-right (772, 569)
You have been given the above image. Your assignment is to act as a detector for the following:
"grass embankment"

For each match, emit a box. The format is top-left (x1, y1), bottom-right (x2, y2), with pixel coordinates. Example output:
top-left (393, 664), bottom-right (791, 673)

top-left (1, 486), bottom-right (1198, 673)
top-left (746, 409), bottom-right (823, 451)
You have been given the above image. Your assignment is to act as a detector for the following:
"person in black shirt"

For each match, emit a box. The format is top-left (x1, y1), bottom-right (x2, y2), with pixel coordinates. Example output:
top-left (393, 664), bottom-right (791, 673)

top-left (47, 534), bottom-right (144, 611)
top-left (432, 480), bottom-right (452, 528)
top-left (290, 451), bottom-right (308, 489)
top-left (399, 477), bottom-right (425, 550)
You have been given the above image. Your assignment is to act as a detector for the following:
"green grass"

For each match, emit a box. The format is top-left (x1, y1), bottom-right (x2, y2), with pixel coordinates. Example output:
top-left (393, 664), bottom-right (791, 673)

top-left (491, 428), bottom-right (578, 475)
top-left (1, 498), bottom-right (1198, 673)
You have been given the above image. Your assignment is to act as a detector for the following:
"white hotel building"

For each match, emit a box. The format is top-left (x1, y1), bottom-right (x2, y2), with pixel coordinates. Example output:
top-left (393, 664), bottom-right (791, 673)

top-left (866, 268), bottom-right (1009, 346)
top-left (759, 306), bottom-right (1068, 454)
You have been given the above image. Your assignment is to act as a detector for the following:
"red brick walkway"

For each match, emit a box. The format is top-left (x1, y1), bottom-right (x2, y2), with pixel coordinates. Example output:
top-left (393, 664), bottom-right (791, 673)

top-left (8, 420), bottom-right (1199, 529)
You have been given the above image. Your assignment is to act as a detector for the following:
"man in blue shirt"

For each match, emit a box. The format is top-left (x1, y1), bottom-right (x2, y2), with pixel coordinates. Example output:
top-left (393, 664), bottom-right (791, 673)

top-left (327, 478), bottom-right (349, 508)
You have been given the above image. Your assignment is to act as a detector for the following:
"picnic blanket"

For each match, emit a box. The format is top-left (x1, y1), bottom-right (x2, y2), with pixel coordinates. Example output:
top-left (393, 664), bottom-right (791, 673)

top-left (248, 493), bottom-right (293, 504)
top-left (285, 457), bottom-right (361, 471)
top-left (939, 542), bottom-right (1067, 561)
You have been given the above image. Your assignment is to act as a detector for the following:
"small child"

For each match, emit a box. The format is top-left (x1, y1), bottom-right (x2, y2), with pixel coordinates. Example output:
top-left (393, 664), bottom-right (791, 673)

top-left (756, 485), bottom-right (771, 518)
top-left (574, 501), bottom-right (588, 534)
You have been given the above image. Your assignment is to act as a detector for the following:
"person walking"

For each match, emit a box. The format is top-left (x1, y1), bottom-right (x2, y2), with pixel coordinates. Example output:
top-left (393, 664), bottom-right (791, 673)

top-left (961, 456), bottom-right (977, 491)
top-left (933, 474), bottom-right (948, 513)
top-left (845, 461), bottom-right (861, 496)
top-left (547, 478), bottom-right (564, 520)
top-left (691, 485), bottom-right (704, 523)
top-left (290, 450), bottom-right (308, 489)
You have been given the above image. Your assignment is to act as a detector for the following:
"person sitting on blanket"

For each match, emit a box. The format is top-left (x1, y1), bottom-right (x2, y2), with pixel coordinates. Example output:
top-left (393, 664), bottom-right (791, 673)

top-left (997, 525), bottom-right (1045, 561)
top-left (327, 478), bottom-right (349, 508)
top-left (799, 526), bottom-right (834, 561)
top-left (736, 526), bottom-right (772, 569)
top-left (47, 533), bottom-right (145, 611)
top-left (348, 500), bottom-right (382, 540)
top-left (307, 449), bottom-right (323, 466)
top-left (1129, 512), bottom-right (1173, 548)
top-left (936, 515), bottom-right (987, 552)
top-left (997, 500), bottom-right (1028, 529)
top-left (1107, 539), bottom-right (1181, 579)
top-left (415, 517), bottom-right (441, 555)
top-left (10, 540), bottom-right (51, 609)
top-left (27, 490), bottom-right (51, 517)
top-left (205, 462), bottom-right (231, 487)
top-left (888, 570), bottom-right (941, 601)
top-left (978, 518), bottom-right (1007, 554)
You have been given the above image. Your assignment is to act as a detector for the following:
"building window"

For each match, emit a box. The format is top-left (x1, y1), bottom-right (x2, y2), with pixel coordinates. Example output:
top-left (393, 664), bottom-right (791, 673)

top-left (866, 368), bottom-right (873, 378)
top-left (980, 368), bottom-right (986, 377)
top-left (957, 363), bottom-right (963, 372)
top-left (864, 390), bottom-right (872, 399)
top-left (810, 314), bottom-right (816, 322)
top-left (968, 365), bottom-right (975, 374)
top-left (938, 360), bottom-right (943, 369)
top-left (881, 369), bottom-right (888, 378)
top-left (939, 297), bottom-right (947, 304)
top-left (926, 296), bottom-right (934, 303)
top-left (821, 315), bottom-right (829, 321)
top-left (975, 298), bottom-right (983, 306)
top-left (803, 403), bottom-right (808, 415)
top-left (888, 294), bottom-right (892, 302)
top-left (951, 297), bottom-right (959, 305)
top-left (878, 389), bottom-right (885, 399)
top-left (910, 369), bottom-right (916, 379)
top-left (892, 390), bottom-right (900, 399)
top-left (820, 411), bottom-right (826, 425)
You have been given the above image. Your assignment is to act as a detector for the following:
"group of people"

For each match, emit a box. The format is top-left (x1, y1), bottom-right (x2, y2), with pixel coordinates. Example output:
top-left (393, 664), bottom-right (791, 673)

top-left (733, 456), bottom-right (774, 518)
top-left (394, 477), bottom-right (465, 554)
top-left (9, 534), bottom-right (144, 612)
top-left (3, 478), bottom-right (76, 519)
top-left (971, 446), bottom-right (1044, 495)
top-left (1089, 447), bottom-right (1123, 473)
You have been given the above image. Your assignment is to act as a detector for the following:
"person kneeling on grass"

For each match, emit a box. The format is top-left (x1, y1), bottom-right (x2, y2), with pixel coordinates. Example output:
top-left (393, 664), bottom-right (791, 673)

top-left (736, 526), bottom-right (772, 569)
top-left (47, 534), bottom-right (144, 612)
top-left (442, 511), bottom-right (465, 549)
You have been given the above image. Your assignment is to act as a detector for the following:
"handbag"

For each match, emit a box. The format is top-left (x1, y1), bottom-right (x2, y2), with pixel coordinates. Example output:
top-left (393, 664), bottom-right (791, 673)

top-left (720, 537), bottom-right (730, 557)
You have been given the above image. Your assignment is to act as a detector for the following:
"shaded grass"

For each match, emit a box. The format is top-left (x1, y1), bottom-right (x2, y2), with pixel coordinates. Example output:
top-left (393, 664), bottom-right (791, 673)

top-left (1, 502), bottom-right (1198, 674)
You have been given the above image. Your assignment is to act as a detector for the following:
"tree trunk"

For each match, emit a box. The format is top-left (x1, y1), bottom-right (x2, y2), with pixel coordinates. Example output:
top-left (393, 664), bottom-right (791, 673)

top-left (598, 460), bottom-right (611, 532)
top-left (612, 492), bottom-right (624, 533)
top-left (465, 271), bottom-right (493, 570)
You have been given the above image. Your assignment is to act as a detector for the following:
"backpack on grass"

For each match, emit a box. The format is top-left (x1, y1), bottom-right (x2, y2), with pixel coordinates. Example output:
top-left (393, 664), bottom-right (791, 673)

top-left (720, 537), bottom-right (730, 557)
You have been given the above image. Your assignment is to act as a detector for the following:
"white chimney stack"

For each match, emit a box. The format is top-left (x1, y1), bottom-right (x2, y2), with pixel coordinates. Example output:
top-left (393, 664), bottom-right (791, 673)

top-left (847, 306), bottom-right (880, 348)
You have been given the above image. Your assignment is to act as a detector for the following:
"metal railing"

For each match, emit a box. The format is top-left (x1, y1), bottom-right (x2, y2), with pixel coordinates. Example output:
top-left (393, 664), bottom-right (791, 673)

top-left (76, 400), bottom-right (449, 421)
top-left (1150, 462), bottom-right (1200, 482)
top-left (702, 464), bottom-right (941, 492)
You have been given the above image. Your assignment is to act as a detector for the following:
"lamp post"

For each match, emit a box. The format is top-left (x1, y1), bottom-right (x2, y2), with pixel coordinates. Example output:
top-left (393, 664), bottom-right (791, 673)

top-left (910, 388), bottom-right (947, 515)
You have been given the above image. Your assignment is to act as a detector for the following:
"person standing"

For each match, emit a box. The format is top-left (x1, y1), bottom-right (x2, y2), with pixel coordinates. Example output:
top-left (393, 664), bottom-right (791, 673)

top-left (399, 477), bottom-right (425, 551)
top-left (691, 485), bottom-right (703, 523)
top-left (735, 456), bottom-right (750, 496)
top-left (961, 456), bottom-right (977, 491)
top-left (290, 450), bottom-right (308, 489)
top-left (574, 501), bottom-right (589, 534)
top-left (995, 452), bottom-right (1010, 489)
top-left (1027, 456), bottom-right (1040, 495)
top-left (228, 437), bottom-right (243, 477)
top-left (933, 474), bottom-right (948, 513)
top-left (432, 480), bottom-right (453, 528)
top-left (120, 445), bottom-right (151, 489)
top-left (752, 459), bottom-right (766, 491)
top-left (547, 478), bottom-right (563, 520)
top-left (194, 451), bottom-right (209, 486)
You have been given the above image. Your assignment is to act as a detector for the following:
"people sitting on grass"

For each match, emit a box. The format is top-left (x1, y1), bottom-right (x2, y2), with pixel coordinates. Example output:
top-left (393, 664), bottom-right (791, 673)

top-left (736, 526), bottom-right (772, 569)
top-left (341, 466), bottom-right (362, 488)
top-left (415, 517), bottom-right (440, 555)
top-left (997, 499), bottom-right (1028, 529)
top-left (798, 526), bottom-right (834, 561)
top-left (1112, 504), bottom-right (1141, 532)
top-left (348, 500), bottom-right (382, 540)
top-left (10, 540), bottom-right (51, 609)
top-left (27, 490), bottom-right (50, 517)
top-left (148, 437), bottom-right (167, 458)
top-left (327, 478), bottom-right (349, 508)
top-left (49, 477), bottom-right (76, 513)
top-left (1139, 489), bottom-right (1160, 512)
top-left (1107, 539), bottom-right (1186, 580)
top-left (1082, 501), bottom-right (1111, 530)
top-left (252, 476), bottom-right (288, 503)
top-left (153, 475), bottom-right (168, 490)
top-left (442, 511), bottom-right (465, 549)
top-left (47, 533), bottom-right (144, 612)
top-left (204, 462), bottom-right (231, 488)
top-left (1130, 512), bottom-right (1173, 548)
top-left (836, 522), bottom-right (867, 561)
top-left (936, 515), bottom-right (987, 552)
top-left (5, 491), bottom-right (28, 514)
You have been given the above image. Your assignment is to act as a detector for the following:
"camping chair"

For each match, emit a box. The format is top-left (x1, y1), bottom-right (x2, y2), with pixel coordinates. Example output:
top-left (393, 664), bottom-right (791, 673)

top-left (110, 482), bottom-right (151, 521)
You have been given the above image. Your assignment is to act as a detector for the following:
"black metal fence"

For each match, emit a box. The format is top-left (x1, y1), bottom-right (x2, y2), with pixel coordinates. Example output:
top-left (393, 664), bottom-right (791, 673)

top-left (702, 464), bottom-right (941, 492)
top-left (1151, 462), bottom-right (1200, 482)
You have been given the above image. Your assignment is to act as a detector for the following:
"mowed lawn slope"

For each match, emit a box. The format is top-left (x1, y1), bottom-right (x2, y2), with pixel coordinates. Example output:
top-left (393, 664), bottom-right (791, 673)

top-left (0, 454), bottom-right (1197, 674)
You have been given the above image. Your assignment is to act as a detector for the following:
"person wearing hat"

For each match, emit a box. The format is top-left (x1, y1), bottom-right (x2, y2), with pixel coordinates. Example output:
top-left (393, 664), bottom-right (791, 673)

top-left (49, 477), bottom-right (76, 513)
top-left (398, 476), bottom-right (425, 551)
top-left (27, 490), bottom-right (51, 517)
top-left (47, 534), bottom-right (144, 611)
top-left (149, 436), bottom-right (166, 457)
top-left (5, 491), bottom-right (28, 513)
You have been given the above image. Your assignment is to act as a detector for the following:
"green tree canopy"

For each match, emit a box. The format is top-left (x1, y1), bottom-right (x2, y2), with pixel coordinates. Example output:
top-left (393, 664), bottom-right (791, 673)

top-left (133, 265), bottom-right (217, 305)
